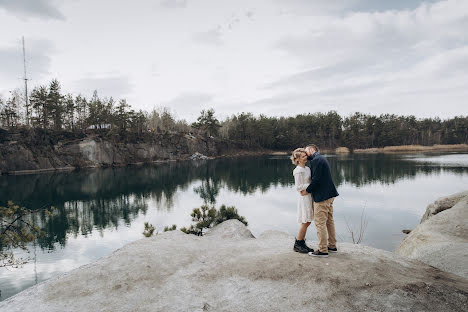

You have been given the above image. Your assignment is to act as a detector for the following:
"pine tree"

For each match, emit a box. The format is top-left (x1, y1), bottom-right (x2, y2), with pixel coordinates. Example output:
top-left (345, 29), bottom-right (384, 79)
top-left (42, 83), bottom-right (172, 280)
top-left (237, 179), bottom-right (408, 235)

top-left (48, 79), bottom-right (65, 130)
top-left (192, 108), bottom-right (221, 136)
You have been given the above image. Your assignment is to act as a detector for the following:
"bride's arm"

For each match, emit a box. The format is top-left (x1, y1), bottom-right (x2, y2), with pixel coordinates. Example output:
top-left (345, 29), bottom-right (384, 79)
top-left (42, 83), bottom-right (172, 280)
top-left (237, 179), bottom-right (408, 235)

top-left (294, 171), bottom-right (309, 191)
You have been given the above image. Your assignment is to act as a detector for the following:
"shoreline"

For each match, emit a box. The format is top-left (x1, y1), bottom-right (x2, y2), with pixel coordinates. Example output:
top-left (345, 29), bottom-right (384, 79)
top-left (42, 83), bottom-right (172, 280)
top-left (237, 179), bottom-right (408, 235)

top-left (353, 144), bottom-right (468, 153)
top-left (2, 145), bottom-right (468, 176)
top-left (1, 150), bottom-right (273, 176)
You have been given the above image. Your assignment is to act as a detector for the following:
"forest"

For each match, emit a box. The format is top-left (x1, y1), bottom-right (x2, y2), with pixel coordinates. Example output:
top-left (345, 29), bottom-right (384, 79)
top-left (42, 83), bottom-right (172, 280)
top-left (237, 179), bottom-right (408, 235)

top-left (1, 79), bottom-right (467, 150)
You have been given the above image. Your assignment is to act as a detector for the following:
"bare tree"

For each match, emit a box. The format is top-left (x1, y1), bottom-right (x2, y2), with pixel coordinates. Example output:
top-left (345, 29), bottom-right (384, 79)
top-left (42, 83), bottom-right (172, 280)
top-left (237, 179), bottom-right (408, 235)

top-left (344, 208), bottom-right (368, 244)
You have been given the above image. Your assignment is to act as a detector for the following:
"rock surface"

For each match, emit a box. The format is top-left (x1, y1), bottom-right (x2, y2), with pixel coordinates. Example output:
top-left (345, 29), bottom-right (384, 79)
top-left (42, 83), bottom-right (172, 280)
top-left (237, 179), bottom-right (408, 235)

top-left (397, 190), bottom-right (468, 279)
top-left (420, 190), bottom-right (468, 222)
top-left (2, 220), bottom-right (467, 312)
top-left (0, 128), bottom-right (245, 174)
top-left (204, 219), bottom-right (255, 239)
top-left (189, 152), bottom-right (211, 160)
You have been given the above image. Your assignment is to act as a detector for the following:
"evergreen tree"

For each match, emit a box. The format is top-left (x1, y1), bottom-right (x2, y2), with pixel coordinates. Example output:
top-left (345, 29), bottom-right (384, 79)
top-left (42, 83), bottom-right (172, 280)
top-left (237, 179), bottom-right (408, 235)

top-left (192, 108), bottom-right (221, 136)
top-left (47, 79), bottom-right (65, 130)
top-left (30, 86), bottom-right (49, 128)
top-left (63, 94), bottom-right (75, 130)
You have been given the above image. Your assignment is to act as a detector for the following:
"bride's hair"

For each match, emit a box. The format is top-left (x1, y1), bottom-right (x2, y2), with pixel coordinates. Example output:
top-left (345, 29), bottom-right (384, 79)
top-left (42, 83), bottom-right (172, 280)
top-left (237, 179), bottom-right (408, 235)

top-left (290, 148), bottom-right (306, 165)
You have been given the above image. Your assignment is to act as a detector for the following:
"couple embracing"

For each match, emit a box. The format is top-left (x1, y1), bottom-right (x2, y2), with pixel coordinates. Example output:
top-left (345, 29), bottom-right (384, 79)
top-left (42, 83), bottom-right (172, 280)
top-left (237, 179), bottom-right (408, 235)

top-left (291, 144), bottom-right (339, 257)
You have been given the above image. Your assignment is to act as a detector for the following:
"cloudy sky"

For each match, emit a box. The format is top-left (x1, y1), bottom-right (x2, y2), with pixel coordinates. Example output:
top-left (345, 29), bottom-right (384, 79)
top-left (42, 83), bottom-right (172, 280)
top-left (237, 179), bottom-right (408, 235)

top-left (0, 0), bottom-right (467, 122)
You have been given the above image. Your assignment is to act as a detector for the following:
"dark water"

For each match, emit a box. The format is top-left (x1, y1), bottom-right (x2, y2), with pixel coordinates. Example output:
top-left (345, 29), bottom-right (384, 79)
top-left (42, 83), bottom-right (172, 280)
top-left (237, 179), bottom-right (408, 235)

top-left (1, 153), bottom-right (468, 300)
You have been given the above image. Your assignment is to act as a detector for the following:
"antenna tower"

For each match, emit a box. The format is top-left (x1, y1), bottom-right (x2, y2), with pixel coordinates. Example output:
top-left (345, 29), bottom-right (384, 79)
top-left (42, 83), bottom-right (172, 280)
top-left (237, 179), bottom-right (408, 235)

top-left (22, 36), bottom-right (30, 126)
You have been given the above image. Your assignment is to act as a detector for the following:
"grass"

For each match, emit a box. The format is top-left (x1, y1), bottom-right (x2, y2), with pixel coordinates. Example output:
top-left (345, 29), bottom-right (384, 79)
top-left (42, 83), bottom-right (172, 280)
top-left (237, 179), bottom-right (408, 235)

top-left (354, 144), bottom-right (468, 153)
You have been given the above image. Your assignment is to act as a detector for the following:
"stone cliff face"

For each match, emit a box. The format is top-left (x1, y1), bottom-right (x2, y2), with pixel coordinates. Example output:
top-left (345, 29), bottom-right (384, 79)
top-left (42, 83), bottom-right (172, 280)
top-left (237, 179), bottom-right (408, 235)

top-left (0, 128), bottom-right (240, 174)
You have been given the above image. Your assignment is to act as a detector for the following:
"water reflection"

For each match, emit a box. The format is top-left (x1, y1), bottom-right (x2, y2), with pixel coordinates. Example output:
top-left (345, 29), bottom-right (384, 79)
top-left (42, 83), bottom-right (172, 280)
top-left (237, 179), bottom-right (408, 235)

top-left (1, 153), bottom-right (468, 301)
top-left (1, 154), bottom-right (467, 252)
top-left (34, 195), bottom-right (148, 250)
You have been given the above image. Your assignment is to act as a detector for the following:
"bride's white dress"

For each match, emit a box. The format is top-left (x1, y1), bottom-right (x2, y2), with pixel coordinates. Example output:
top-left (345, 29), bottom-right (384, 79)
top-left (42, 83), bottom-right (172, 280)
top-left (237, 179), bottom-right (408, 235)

top-left (293, 166), bottom-right (314, 223)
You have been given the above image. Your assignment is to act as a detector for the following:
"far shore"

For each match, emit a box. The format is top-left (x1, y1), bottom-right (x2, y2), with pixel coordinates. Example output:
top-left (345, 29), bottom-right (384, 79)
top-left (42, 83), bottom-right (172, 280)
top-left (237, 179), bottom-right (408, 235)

top-left (270, 144), bottom-right (468, 155)
top-left (2, 144), bottom-right (467, 176)
top-left (353, 144), bottom-right (468, 153)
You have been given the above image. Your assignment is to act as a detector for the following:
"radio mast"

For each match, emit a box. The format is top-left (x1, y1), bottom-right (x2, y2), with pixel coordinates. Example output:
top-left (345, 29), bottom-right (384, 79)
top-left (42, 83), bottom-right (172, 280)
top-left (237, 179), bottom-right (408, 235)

top-left (22, 36), bottom-right (30, 126)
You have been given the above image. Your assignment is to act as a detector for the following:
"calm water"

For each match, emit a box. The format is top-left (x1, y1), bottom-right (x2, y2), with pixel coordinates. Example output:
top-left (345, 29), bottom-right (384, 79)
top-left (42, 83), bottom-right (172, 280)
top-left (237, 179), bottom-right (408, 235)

top-left (1, 153), bottom-right (468, 300)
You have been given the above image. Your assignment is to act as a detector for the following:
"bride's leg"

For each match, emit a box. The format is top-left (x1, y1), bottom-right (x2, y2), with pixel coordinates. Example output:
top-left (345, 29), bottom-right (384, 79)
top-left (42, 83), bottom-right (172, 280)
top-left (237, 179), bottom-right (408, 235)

top-left (297, 222), bottom-right (311, 240)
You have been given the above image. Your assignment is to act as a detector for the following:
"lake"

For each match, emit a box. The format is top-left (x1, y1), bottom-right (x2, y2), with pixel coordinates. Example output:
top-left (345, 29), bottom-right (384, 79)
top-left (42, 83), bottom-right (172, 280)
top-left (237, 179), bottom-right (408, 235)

top-left (1, 152), bottom-right (468, 301)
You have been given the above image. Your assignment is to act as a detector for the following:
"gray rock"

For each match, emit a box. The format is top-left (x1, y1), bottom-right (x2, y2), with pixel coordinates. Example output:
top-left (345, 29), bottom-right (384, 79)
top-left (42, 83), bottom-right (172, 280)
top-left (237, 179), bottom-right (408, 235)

top-left (0, 129), bottom-right (245, 174)
top-left (397, 190), bottom-right (468, 279)
top-left (420, 190), bottom-right (468, 222)
top-left (204, 219), bottom-right (255, 239)
top-left (2, 221), bottom-right (467, 312)
top-left (189, 152), bottom-right (210, 160)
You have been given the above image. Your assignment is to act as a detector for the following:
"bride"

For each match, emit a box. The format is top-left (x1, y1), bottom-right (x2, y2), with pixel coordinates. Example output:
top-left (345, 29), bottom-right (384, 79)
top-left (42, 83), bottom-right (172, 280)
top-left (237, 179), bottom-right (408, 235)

top-left (290, 148), bottom-right (314, 253)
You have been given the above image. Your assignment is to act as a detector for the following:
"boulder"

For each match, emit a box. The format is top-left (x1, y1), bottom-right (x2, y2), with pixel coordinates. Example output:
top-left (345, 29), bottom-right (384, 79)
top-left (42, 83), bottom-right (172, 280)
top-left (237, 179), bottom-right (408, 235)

top-left (420, 190), bottom-right (468, 223)
top-left (397, 191), bottom-right (468, 279)
top-left (189, 152), bottom-right (210, 160)
top-left (204, 219), bottom-right (255, 239)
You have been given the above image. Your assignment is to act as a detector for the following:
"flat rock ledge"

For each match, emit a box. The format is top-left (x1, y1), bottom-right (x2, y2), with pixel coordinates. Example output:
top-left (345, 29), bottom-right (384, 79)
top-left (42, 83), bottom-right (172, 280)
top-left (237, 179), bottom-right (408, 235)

top-left (397, 190), bottom-right (468, 279)
top-left (2, 220), bottom-right (467, 312)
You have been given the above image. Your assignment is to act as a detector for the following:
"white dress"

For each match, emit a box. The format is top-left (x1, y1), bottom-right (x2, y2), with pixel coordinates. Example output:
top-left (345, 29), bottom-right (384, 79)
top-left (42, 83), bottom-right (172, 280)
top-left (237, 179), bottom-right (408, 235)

top-left (293, 166), bottom-right (314, 223)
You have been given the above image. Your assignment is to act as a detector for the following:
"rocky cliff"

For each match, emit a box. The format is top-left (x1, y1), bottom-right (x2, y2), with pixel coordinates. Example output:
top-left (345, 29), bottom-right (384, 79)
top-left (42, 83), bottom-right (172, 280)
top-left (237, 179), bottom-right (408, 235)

top-left (1, 220), bottom-right (467, 312)
top-left (0, 128), bottom-right (245, 174)
top-left (397, 190), bottom-right (468, 279)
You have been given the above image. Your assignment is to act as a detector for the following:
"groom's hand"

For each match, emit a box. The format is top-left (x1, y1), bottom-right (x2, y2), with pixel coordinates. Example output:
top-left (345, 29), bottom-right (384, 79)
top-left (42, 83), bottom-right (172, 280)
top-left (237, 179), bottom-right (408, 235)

top-left (300, 190), bottom-right (308, 196)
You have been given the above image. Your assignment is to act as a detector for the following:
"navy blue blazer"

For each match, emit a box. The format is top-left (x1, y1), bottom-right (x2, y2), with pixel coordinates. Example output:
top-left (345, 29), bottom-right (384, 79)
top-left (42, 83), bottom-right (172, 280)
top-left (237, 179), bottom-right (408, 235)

top-left (306, 152), bottom-right (339, 202)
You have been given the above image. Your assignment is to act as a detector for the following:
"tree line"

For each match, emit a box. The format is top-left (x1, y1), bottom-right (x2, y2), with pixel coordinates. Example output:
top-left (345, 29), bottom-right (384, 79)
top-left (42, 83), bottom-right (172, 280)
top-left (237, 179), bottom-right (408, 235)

top-left (220, 111), bottom-right (468, 150)
top-left (1, 79), bottom-right (467, 150)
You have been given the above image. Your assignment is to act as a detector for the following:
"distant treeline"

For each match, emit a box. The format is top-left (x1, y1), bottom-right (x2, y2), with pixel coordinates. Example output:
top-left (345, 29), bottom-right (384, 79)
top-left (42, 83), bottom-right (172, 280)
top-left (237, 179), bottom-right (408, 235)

top-left (1, 79), bottom-right (467, 150)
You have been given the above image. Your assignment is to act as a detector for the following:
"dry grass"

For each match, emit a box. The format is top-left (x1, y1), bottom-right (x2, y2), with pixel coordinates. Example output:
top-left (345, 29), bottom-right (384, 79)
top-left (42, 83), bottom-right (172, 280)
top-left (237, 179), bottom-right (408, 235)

top-left (335, 147), bottom-right (350, 154)
top-left (354, 144), bottom-right (468, 153)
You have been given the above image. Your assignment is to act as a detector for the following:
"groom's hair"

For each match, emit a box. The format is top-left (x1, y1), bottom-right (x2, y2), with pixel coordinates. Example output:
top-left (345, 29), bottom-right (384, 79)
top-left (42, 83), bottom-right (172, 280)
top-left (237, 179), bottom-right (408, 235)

top-left (306, 144), bottom-right (319, 153)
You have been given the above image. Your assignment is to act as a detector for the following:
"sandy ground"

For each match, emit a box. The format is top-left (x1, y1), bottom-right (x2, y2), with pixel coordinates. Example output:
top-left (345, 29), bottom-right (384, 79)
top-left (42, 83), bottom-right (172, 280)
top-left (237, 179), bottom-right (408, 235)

top-left (1, 220), bottom-right (467, 312)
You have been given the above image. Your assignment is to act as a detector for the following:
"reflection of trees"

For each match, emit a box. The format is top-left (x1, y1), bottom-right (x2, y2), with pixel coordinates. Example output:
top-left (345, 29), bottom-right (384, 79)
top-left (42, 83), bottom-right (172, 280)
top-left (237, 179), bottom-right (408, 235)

top-left (208, 157), bottom-right (292, 194)
top-left (1, 154), bottom-right (466, 250)
top-left (193, 160), bottom-right (222, 204)
top-left (194, 179), bottom-right (220, 205)
top-left (30, 194), bottom-right (148, 250)
top-left (0, 163), bottom-right (199, 211)
top-left (328, 154), bottom-right (468, 187)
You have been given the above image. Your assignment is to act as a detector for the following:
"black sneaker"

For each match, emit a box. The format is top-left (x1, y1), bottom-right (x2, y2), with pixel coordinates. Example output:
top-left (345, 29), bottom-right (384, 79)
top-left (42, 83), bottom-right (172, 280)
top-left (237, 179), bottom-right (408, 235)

top-left (293, 239), bottom-right (313, 254)
top-left (328, 247), bottom-right (338, 253)
top-left (308, 250), bottom-right (329, 258)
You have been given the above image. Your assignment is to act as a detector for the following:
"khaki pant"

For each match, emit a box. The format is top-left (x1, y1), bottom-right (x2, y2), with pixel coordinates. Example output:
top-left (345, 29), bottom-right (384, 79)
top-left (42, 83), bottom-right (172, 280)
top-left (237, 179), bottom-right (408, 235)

top-left (313, 197), bottom-right (336, 253)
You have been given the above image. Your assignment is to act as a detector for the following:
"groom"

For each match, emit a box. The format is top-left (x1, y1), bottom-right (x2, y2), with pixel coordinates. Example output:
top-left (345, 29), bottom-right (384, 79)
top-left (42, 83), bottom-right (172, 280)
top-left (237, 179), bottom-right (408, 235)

top-left (300, 144), bottom-right (339, 257)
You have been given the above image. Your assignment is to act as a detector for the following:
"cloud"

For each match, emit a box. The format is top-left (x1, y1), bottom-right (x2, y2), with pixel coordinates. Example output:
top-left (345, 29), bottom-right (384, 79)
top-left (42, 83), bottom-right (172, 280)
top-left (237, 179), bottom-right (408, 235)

top-left (275, 0), bottom-right (468, 66)
top-left (0, 39), bottom-right (54, 81)
top-left (193, 28), bottom-right (223, 46)
top-left (0, 0), bottom-right (65, 20)
top-left (159, 92), bottom-right (214, 120)
top-left (160, 0), bottom-right (187, 9)
top-left (263, 0), bottom-right (468, 116)
top-left (72, 75), bottom-right (134, 99)
top-left (272, 0), bottom-right (440, 16)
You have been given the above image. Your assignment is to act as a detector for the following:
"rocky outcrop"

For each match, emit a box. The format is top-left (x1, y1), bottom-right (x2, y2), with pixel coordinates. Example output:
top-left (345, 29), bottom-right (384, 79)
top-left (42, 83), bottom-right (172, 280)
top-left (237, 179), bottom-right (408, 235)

top-left (420, 190), bottom-right (468, 222)
top-left (204, 219), bottom-right (255, 239)
top-left (397, 191), bottom-right (468, 279)
top-left (0, 129), bottom-right (245, 174)
top-left (2, 220), bottom-right (467, 312)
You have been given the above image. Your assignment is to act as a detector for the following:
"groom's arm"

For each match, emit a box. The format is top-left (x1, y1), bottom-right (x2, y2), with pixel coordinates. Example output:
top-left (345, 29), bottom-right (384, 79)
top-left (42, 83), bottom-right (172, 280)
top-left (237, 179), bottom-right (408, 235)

top-left (305, 159), bottom-right (323, 194)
